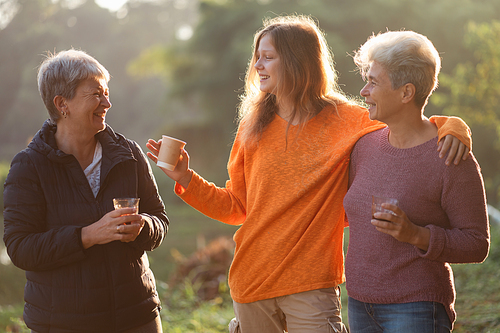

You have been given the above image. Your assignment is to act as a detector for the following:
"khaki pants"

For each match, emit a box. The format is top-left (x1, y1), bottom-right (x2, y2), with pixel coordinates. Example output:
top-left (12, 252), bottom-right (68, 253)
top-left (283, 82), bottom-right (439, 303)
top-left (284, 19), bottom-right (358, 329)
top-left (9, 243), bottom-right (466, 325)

top-left (229, 287), bottom-right (348, 333)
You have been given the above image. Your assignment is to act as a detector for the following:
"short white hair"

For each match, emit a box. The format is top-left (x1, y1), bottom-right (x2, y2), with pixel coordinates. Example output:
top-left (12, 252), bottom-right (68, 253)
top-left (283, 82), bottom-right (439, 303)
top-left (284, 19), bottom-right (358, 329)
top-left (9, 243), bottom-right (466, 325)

top-left (37, 49), bottom-right (110, 122)
top-left (354, 30), bottom-right (441, 108)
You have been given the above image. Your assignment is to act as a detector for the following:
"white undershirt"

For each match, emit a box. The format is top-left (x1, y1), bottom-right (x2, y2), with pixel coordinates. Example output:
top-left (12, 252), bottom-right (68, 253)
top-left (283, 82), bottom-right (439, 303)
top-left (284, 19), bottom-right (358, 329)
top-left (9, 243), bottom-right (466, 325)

top-left (84, 141), bottom-right (102, 197)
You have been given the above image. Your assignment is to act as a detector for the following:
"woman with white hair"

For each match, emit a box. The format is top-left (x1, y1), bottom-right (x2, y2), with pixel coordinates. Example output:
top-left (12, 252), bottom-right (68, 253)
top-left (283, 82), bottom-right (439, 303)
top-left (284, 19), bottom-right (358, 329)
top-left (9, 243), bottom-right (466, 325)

top-left (344, 31), bottom-right (490, 332)
top-left (3, 49), bottom-right (168, 332)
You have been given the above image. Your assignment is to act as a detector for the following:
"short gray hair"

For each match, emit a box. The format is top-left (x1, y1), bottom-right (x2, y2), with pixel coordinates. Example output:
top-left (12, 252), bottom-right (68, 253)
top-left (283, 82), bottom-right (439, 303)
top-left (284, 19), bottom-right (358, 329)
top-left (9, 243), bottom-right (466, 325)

top-left (37, 49), bottom-right (110, 122)
top-left (354, 31), bottom-right (441, 108)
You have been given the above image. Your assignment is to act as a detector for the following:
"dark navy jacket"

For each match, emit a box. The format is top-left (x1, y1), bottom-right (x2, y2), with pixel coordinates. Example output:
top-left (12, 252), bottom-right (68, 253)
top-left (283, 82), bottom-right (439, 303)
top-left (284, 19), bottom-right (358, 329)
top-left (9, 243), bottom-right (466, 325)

top-left (3, 120), bottom-right (169, 332)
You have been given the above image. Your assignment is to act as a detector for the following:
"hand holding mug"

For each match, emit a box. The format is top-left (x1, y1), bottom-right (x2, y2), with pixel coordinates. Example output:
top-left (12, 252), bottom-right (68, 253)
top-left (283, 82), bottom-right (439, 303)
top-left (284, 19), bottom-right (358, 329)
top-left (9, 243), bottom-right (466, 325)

top-left (146, 137), bottom-right (193, 189)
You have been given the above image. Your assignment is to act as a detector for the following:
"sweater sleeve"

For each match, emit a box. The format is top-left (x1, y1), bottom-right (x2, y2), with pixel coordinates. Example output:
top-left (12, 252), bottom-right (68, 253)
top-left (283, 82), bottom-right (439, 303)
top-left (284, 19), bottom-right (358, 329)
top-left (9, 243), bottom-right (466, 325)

top-left (129, 141), bottom-right (169, 252)
top-left (429, 115), bottom-right (472, 150)
top-left (418, 153), bottom-right (490, 263)
top-left (174, 130), bottom-right (246, 226)
top-left (3, 152), bottom-right (87, 271)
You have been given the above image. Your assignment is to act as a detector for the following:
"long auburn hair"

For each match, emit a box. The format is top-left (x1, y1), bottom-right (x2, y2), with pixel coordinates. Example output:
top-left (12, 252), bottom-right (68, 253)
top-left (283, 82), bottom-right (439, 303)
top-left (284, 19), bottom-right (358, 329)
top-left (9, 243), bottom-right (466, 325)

top-left (237, 15), bottom-right (349, 145)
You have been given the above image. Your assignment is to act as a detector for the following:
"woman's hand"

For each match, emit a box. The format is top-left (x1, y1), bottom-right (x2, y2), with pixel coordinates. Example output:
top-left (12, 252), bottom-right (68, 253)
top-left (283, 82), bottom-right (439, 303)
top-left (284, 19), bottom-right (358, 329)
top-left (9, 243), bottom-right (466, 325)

top-left (438, 134), bottom-right (470, 166)
top-left (372, 203), bottom-right (430, 252)
top-left (146, 138), bottom-right (193, 189)
top-left (81, 208), bottom-right (144, 249)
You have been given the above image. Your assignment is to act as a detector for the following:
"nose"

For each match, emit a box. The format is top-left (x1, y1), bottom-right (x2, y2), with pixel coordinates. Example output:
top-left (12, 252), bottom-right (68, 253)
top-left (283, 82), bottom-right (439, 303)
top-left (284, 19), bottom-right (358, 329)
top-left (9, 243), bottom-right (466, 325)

top-left (360, 82), bottom-right (369, 97)
top-left (102, 95), bottom-right (112, 109)
top-left (254, 58), bottom-right (263, 70)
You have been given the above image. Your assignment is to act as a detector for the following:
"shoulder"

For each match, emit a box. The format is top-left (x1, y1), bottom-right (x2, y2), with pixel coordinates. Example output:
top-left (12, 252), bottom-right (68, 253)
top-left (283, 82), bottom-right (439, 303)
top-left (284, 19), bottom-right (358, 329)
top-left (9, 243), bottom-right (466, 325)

top-left (445, 151), bottom-right (483, 179)
top-left (321, 102), bottom-right (374, 132)
top-left (355, 124), bottom-right (385, 143)
top-left (4, 149), bottom-right (41, 188)
top-left (9, 147), bottom-right (41, 171)
top-left (349, 128), bottom-right (389, 173)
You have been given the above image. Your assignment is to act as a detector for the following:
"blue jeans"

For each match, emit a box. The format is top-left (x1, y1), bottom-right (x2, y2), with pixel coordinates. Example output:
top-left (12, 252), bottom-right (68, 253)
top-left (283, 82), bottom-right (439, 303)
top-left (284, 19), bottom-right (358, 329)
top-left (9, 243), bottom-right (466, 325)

top-left (348, 297), bottom-right (451, 333)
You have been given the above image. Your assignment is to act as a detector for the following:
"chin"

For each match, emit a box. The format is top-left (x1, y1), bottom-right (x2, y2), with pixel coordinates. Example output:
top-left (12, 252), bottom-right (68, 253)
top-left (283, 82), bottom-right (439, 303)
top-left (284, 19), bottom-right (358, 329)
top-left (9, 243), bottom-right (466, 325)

top-left (95, 122), bottom-right (106, 132)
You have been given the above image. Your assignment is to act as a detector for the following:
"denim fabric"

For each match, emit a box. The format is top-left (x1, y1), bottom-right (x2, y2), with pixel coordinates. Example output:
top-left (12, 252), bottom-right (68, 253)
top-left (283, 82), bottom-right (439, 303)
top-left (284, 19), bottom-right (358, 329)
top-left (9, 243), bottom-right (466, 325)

top-left (348, 297), bottom-right (451, 333)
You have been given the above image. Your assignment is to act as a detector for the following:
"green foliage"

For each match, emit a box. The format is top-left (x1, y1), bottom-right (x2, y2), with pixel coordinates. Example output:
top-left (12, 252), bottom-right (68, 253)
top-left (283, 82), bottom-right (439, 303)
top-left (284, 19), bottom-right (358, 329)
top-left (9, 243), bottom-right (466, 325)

top-left (434, 20), bottom-right (500, 204)
top-left (452, 222), bottom-right (500, 332)
top-left (0, 161), bottom-right (10, 210)
top-left (0, 258), bottom-right (25, 308)
top-left (159, 279), bottom-right (235, 332)
top-left (437, 20), bottom-right (500, 140)
top-left (0, 304), bottom-right (29, 333)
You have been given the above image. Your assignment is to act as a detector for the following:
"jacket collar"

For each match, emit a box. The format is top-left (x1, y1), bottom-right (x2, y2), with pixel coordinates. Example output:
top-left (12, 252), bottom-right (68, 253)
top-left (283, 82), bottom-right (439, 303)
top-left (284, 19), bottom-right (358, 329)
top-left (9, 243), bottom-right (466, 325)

top-left (30, 119), bottom-right (136, 168)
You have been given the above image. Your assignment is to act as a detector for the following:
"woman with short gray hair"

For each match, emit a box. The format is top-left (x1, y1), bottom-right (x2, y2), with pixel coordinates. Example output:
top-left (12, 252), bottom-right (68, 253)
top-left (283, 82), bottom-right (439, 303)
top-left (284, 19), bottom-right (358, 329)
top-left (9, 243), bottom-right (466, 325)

top-left (3, 49), bottom-right (168, 332)
top-left (344, 31), bottom-right (490, 332)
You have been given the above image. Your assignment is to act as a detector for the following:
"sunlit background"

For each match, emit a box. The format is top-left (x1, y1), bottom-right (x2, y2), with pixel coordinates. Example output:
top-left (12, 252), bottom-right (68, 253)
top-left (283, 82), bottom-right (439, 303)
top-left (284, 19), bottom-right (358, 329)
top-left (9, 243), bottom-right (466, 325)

top-left (1, 0), bottom-right (500, 331)
top-left (95, 0), bottom-right (129, 11)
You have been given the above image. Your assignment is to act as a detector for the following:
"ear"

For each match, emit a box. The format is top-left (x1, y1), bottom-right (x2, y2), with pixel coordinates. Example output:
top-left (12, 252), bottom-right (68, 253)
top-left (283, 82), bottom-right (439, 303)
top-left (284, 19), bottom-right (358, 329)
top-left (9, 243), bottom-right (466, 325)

top-left (53, 95), bottom-right (67, 112)
top-left (401, 83), bottom-right (416, 104)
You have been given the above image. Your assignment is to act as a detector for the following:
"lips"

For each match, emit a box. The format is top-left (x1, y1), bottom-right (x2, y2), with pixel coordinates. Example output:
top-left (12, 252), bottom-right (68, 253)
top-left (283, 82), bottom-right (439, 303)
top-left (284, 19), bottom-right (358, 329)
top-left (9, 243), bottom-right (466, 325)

top-left (259, 75), bottom-right (270, 81)
top-left (93, 111), bottom-right (106, 119)
top-left (365, 101), bottom-right (375, 112)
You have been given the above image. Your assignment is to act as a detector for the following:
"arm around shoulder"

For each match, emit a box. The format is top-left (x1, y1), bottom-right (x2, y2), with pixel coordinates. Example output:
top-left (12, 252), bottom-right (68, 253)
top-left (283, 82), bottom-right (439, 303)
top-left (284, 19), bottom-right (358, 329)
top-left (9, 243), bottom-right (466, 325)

top-left (429, 115), bottom-right (472, 150)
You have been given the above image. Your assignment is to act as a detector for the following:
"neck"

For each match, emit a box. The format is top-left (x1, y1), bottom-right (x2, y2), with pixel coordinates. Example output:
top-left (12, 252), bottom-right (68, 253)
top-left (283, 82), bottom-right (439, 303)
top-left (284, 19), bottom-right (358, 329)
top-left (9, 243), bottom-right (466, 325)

top-left (55, 123), bottom-right (98, 170)
top-left (276, 104), bottom-right (299, 125)
top-left (276, 99), bottom-right (320, 126)
top-left (386, 107), bottom-right (438, 149)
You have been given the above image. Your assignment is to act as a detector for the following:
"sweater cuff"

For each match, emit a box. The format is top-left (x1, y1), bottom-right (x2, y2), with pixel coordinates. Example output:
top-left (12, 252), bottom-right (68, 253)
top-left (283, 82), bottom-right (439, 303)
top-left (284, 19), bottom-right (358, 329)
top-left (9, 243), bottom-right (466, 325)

top-left (416, 224), bottom-right (445, 261)
top-left (174, 182), bottom-right (187, 196)
top-left (429, 116), bottom-right (472, 150)
top-left (174, 170), bottom-right (200, 197)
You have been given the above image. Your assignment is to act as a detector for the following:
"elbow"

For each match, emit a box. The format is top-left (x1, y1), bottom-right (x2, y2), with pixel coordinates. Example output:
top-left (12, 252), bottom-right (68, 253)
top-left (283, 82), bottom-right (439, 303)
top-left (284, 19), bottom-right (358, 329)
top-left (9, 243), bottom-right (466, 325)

top-left (478, 241), bottom-right (490, 263)
top-left (6, 245), bottom-right (29, 271)
top-left (468, 238), bottom-right (490, 263)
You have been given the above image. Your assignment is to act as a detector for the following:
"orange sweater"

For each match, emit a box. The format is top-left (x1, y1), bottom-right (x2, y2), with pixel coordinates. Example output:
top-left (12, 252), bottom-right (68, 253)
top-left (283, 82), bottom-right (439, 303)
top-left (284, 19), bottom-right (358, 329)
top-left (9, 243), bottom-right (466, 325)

top-left (175, 104), bottom-right (470, 304)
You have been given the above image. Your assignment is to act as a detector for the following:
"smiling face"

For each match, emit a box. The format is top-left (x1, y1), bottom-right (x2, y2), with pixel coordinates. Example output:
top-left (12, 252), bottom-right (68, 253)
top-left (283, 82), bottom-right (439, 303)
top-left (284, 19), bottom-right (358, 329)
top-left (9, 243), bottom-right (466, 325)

top-left (63, 77), bottom-right (111, 136)
top-left (360, 62), bottom-right (404, 123)
top-left (254, 34), bottom-right (281, 95)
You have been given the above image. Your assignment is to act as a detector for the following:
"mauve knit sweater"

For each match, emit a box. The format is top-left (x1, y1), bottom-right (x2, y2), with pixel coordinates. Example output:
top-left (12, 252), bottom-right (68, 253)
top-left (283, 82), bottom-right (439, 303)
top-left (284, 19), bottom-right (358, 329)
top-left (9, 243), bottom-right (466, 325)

top-left (343, 127), bottom-right (490, 326)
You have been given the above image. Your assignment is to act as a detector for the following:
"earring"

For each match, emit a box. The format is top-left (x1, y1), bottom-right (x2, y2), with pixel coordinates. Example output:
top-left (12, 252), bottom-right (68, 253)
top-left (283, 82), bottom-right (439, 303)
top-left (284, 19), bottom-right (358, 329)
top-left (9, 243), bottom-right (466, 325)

top-left (61, 111), bottom-right (67, 118)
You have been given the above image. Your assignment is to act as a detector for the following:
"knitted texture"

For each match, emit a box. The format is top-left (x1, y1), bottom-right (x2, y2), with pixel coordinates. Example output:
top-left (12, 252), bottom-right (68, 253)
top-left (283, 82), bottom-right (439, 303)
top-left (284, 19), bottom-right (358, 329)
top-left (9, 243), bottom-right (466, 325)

top-left (344, 127), bottom-right (489, 326)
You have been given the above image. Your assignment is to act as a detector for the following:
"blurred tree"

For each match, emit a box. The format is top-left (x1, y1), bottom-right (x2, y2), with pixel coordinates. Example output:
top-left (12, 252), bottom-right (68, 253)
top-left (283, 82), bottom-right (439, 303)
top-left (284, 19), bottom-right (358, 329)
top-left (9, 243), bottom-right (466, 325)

top-left (433, 20), bottom-right (500, 205)
top-left (0, 0), bottom-right (197, 167)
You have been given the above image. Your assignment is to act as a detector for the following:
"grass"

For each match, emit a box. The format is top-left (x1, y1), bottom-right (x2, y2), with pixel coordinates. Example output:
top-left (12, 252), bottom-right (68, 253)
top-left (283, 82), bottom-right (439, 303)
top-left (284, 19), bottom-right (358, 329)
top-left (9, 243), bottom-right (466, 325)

top-left (1, 206), bottom-right (499, 332)
top-left (452, 224), bottom-right (500, 333)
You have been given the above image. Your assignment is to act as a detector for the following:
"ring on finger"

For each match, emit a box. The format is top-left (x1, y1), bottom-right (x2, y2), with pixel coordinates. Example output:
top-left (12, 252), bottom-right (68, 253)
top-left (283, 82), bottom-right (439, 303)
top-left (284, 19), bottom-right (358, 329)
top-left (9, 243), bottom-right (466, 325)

top-left (117, 225), bottom-right (121, 234)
